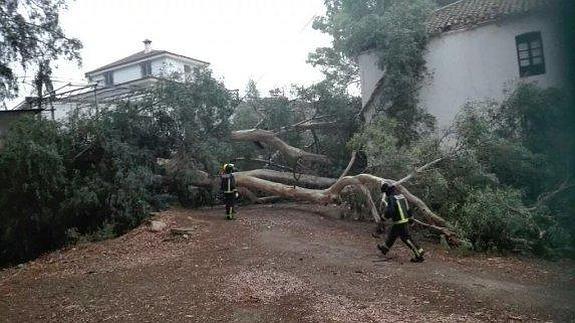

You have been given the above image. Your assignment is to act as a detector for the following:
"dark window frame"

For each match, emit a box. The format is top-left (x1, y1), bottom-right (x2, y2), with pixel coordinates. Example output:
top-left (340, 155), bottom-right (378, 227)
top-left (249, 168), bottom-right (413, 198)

top-left (140, 60), bottom-right (152, 77)
top-left (515, 31), bottom-right (546, 77)
top-left (103, 71), bottom-right (114, 86)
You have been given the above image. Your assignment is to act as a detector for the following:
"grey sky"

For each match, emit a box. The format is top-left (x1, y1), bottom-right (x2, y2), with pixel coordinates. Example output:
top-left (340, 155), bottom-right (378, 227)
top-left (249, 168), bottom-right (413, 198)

top-left (12, 0), bottom-right (332, 104)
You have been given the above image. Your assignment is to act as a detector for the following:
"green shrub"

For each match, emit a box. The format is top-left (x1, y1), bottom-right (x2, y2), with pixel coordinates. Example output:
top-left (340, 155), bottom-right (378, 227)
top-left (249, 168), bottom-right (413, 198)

top-left (0, 117), bottom-right (68, 264)
top-left (458, 188), bottom-right (529, 252)
top-left (0, 69), bottom-right (236, 266)
top-left (456, 187), bottom-right (571, 256)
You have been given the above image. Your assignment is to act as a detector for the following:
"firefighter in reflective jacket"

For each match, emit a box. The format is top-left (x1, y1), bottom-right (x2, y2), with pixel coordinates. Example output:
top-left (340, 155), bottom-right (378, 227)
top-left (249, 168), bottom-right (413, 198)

top-left (377, 183), bottom-right (425, 262)
top-left (220, 163), bottom-right (239, 220)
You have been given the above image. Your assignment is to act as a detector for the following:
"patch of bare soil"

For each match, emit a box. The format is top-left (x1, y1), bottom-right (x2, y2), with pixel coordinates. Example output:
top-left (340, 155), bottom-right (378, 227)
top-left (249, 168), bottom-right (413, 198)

top-left (1, 204), bottom-right (574, 322)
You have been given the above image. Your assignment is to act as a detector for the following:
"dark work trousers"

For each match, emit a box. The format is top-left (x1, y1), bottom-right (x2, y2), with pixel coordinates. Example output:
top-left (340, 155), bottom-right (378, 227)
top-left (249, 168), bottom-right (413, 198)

top-left (380, 223), bottom-right (423, 258)
top-left (224, 192), bottom-right (236, 215)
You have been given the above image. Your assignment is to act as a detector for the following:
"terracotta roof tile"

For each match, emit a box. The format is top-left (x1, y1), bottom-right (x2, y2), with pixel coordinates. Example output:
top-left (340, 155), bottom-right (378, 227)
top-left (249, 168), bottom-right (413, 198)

top-left (428, 0), bottom-right (553, 33)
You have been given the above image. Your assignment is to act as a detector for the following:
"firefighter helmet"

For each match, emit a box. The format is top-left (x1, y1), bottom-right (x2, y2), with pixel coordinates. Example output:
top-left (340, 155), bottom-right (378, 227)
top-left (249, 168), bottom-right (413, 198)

top-left (223, 163), bottom-right (235, 174)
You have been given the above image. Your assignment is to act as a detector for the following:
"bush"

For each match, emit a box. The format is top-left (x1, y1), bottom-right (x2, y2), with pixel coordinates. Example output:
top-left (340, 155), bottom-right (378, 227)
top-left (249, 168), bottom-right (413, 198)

top-left (458, 188), bottom-right (532, 252)
top-left (0, 117), bottom-right (70, 264)
top-left (0, 68), bottom-right (236, 266)
top-left (352, 84), bottom-right (574, 257)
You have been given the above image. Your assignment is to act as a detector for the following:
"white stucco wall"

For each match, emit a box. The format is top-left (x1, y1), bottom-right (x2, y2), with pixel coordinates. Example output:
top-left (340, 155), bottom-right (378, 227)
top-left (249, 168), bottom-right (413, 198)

top-left (358, 50), bottom-right (384, 107)
top-left (89, 57), bottom-right (166, 87)
top-left (358, 13), bottom-right (567, 129)
top-left (90, 74), bottom-right (105, 86)
top-left (152, 57), bottom-right (175, 76)
top-left (112, 64), bottom-right (143, 84)
top-left (153, 57), bottom-right (202, 80)
top-left (87, 54), bottom-right (207, 88)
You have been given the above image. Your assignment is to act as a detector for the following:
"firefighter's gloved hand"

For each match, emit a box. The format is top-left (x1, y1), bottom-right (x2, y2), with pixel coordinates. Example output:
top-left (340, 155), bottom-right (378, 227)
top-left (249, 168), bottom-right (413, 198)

top-left (235, 191), bottom-right (239, 199)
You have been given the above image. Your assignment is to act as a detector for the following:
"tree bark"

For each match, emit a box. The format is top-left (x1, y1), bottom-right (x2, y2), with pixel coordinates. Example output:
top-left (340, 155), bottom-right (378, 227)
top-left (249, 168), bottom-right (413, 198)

top-left (230, 129), bottom-right (331, 164)
top-left (233, 173), bottom-right (383, 223)
top-left (338, 150), bottom-right (357, 180)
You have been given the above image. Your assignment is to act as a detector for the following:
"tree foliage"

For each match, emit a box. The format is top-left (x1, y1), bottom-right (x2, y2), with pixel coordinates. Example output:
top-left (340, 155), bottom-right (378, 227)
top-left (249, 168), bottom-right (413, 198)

top-left (311, 0), bottom-right (436, 144)
top-left (231, 80), bottom-right (361, 177)
top-left (0, 0), bottom-right (82, 101)
top-left (0, 68), bottom-right (234, 266)
top-left (356, 84), bottom-right (575, 256)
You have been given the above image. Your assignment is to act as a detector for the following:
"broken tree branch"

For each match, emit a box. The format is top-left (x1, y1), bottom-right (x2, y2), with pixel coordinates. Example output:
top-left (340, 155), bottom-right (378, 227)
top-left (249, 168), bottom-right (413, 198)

top-left (356, 184), bottom-right (381, 223)
top-left (396, 186), bottom-right (447, 227)
top-left (338, 150), bottom-right (358, 180)
top-left (274, 114), bottom-right (335, 134)
top-left (231, 129), bottom-right (331, 164)
top-left (411, 218), bottom-right (460, 245)
top-left (293, 121), bottom-right (338, 132)
top-left (233, 157), bottom-right (293, 172)
top-left (526, 180), bottom-right (574, 211)
top-left (394, 157), bottom-right (445, 186)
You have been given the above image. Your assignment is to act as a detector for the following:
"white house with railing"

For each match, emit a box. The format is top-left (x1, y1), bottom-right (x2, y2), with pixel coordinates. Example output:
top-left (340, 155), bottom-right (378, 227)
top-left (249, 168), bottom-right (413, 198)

top-left (15, 40), bottom-right (210, 120)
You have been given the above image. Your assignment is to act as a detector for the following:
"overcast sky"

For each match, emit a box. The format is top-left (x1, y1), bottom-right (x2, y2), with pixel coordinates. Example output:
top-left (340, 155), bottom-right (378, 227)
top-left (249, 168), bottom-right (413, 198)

top-left (9, 0), bottom-right (332, 106)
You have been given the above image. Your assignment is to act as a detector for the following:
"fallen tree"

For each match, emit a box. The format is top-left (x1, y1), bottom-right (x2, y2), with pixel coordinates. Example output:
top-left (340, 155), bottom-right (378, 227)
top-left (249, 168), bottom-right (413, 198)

top-left (163, 120), bottom-right (460, 245)
top-left (178, 164), bottom-right (460, 245)
top-left (237, 172), bottom-right (458, 244)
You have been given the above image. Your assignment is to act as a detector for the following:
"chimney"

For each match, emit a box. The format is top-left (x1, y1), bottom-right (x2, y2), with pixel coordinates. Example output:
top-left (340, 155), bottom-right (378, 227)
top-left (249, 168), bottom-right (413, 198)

top-left (143, 39), bottom-right (152, 53)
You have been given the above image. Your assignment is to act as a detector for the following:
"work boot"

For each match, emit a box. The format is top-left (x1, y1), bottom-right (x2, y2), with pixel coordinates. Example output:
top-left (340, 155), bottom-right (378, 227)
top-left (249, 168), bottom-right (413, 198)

top-left (377, 244), bottom-right (389, 255)
top-left (410, 256), bottom-right (424, 263)
top-left (409, 248), bottom-right (425, 262)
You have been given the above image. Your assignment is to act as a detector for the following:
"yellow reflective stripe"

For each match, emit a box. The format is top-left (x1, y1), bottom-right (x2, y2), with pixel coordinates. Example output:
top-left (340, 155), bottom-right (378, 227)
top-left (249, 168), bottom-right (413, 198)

top-left (397, 202), bottom-right (407, 221)
top-left (227, 178), bottom-right (231, 192)
top-left (394, 219), bottom-right (409, 224)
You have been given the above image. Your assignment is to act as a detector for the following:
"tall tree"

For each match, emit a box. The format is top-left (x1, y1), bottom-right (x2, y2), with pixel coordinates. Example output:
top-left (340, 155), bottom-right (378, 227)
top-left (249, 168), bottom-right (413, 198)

top-left (310, 0), bottom-right (436, 144)
top-left (0, 0), bottom-right (82, 101)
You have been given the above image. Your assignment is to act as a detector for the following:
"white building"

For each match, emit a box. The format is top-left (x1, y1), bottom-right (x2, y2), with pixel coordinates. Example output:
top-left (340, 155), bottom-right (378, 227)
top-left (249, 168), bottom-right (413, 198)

top-left (358, 0), bottom-right (567, 128)
top-left (85, 39), bottom-right (208, 90)
top-left (18, 40), bottom-right (209, 120)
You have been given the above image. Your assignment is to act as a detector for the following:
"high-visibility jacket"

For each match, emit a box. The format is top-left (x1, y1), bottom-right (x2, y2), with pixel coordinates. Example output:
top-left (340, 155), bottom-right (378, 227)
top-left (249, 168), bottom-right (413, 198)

top-left (220, 173), bottom-right (237, 194)
top-left (384, 193), bottom-right (412, 225)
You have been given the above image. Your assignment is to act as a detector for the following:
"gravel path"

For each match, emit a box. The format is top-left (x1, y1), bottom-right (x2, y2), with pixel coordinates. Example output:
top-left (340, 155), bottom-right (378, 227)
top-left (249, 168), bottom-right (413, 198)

top-left (1, 204), bottom-right (574, 322)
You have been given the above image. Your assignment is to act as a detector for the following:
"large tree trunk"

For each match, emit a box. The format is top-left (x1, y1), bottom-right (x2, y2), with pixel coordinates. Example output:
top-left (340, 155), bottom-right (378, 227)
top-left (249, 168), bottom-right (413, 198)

top-left (234, 173), bottom-right (383, 223)
top-left (182, 166), bottom-right (453, 238)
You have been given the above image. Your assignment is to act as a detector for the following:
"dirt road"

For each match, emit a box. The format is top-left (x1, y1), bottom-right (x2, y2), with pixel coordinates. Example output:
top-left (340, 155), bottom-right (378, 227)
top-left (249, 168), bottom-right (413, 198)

top-left (1, 204), bottom-right (574, 322)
